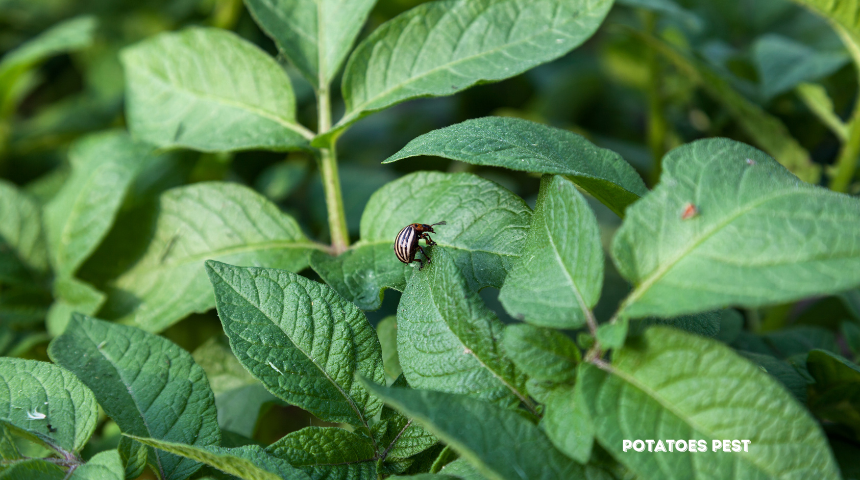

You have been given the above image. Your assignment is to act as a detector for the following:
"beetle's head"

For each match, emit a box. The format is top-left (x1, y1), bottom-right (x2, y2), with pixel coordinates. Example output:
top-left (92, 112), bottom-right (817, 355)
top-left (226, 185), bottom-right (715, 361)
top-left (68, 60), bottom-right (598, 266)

top-left (421, 221), bottom-right (446, 233)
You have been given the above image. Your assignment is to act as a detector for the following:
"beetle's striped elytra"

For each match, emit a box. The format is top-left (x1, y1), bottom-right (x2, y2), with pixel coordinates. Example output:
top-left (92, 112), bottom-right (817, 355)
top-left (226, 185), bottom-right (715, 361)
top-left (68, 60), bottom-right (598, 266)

top-left (394, 221), bottom-right (446, 270)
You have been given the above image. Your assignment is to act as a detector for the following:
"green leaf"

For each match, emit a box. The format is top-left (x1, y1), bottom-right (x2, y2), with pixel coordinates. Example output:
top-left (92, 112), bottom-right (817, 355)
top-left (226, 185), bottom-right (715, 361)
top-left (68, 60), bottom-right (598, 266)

top-left (332, 0), bottom-right (613, 137)
top-left (43, 131), bottom-right (161, 278)
top-left (612, 138), bottom-right (860, 319)
top-left (541, 379), bottom-right (594, 464)
top-left (192, 336), bottom-right (258, 394)
top-left (121, 27), bottom-right (311, 152)
top-left (266, 426), bottom-right (377, 479)
top-left (739, 352), bottom-right (812, 402)
top-left (311, 172), bottom-right (531, 310)
top-left (377, 316), bottom-right (403, 380)
top-left (788, 0), bottom-right (860, 42)
top-left (362, 382), bottom-right (585, 480)
top-left (45, 276), bottom-right (105, 336)
top-left (501, 324), bottom-right (579, 384)
top-left (0, 180), bottom-right (48, 285)
top-left (595, 318), bottom-right (628, 351)
top-left (118, 437), bottom-right (147, 480)
top-left (375, 376), bottom-right (438, 461)
top-left (385, 118), bottom-right (646, 217)
top-left (129, 435), bottom-right (310, 480)
top-left (245, 0), bottom-right (376, 87)
top-left (616, 0), bottom-right (701, 30)
top-left (807, 349), bottom-right (860, 438)
top-left (796, 83), bottom-right (848, 141)
top-left (48, 314), bottom-right (220, 480)
top-left (498, 175), bottom-right (603, 328)
top-left (0, 358), bottom-right (97, 454)
top-left (397, 248), bottom-right (530, 408)
top-left (842, 321), bottom-right (860, 357)
top-left (635, 31), bottom-right (820, 183)
top-left (69, 450), bottom-right (124, 480)
top-left (100, 182), bottom-right (317, 332)
top-left (752, 34), bottom-right (848, 100)
top-left (580, 327), bottom-right (840, 479)
top-left (630, 310), bottom-right (723, 338)
top-left (0, 423), bottom-right (21, 461)
top-left (206, 260), bottom-right (385, 428)
top-left (215, 384), bottom-right (277, 438)
top-left (0, 459), bottom-right (65, 480)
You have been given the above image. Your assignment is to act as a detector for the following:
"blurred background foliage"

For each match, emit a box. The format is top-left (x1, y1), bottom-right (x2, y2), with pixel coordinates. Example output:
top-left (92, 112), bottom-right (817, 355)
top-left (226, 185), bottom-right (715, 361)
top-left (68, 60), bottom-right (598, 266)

top-left (2, 0), bottom-right (859, 459)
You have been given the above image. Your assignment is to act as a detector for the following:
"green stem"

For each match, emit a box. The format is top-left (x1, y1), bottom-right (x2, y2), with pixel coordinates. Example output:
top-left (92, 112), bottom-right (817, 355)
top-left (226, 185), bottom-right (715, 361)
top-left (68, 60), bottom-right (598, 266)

top-left (831, 25), bottom-right (860, 193)
top-left (317, 85), bottom-right (350, 255)
top-left (644, 11), bottom-right (667, 186)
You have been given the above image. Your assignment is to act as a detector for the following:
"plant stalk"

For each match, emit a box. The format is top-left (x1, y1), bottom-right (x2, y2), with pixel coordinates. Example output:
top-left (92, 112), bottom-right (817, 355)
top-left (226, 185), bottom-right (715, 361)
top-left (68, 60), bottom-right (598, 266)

top-left (831, 25), bottom-right (860, 193)
top-left (317, 85), bottom-right (350, 255)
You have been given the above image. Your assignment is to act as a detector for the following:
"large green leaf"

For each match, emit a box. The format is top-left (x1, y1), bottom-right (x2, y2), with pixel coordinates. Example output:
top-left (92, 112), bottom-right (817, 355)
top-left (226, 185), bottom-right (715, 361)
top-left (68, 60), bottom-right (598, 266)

top-left (540, 379), bottom-right (594, 465)
top-left (100, 182), bottom-right (318, 332)
top-left (121, 27), bottom-right (311, 152)
top-left (752, 34), bottom-right (848, 100)
top-left (580, 327), bottom-right (839, 479)
top-left (69, 450), bottom-right (124, 480)
top-left (498, 175), bottom-right (603, 328)
top-left (0, 459), bottom-right (65, 480)
top-left (0, 358), bottom-right (97, 453)
top-left (43, 132), bottom-right (161, 278)
top-left (206, 261), bottom-right (385, 428)
top-left (245, 0), bottom-right (376, 87)
top-left (48, 314), bottom-right (220, 480)
top-left (384, 118), bottom-right (647, 216)
top-left (501, 324), bottom-right (579, 384)
top-left (129, 436), bottom-right (310, 480)
top-left (45, 276), bottom-right (105, 335)
top-left (397, 248), bottom-right (530, 408)
top-left (362, 382), bottom-right (585, 480)
top-left (267, 426), bottom-right (378, 479)
top-left (311, 171), bottom-right (531, 310)
top-left (331, 0), bottom-right (613, 137)
top-left (789, 0), bottom-right (860, 41)
top-left (612, 138), bottom-right (860, 319)
top-left (635, 30), bottom-right (820, 183)
top-left (0, 180), bottom-right (48, 285)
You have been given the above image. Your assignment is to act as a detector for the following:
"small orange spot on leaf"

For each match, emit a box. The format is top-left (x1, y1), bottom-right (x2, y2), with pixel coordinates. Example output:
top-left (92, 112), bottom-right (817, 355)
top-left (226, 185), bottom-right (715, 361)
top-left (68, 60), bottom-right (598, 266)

top-left (681, 203), bottom-right (698, 220)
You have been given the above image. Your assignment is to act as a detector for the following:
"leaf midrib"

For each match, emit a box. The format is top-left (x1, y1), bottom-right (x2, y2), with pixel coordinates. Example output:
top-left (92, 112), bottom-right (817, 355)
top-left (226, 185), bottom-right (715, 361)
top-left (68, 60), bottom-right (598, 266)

top-left (211, 267), bottom-right (371, 431)
top-left (338, 0), bottom-right (596, 128)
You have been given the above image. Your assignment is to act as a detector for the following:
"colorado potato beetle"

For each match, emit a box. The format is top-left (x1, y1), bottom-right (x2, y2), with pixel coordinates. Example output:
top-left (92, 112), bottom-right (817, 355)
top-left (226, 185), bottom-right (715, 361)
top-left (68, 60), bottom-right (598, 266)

top-left (394, 221), bottom-right (446, 269)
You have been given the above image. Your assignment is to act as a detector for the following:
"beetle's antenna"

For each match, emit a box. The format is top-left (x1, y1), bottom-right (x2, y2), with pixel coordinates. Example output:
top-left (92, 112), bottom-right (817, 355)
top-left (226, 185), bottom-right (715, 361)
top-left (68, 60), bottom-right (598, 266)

top-left (432, 221), bottom-right (447, 226)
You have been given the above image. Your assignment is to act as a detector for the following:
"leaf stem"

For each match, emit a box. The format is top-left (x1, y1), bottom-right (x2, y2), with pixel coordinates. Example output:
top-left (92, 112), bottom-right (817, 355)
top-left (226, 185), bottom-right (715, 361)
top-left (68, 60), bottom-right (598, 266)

top-left (317, 85), bottom-right (350, 254)
top-left (644, 11), bottom-right (667, 187)
top-left (831, 25), bottom-right (860, 193)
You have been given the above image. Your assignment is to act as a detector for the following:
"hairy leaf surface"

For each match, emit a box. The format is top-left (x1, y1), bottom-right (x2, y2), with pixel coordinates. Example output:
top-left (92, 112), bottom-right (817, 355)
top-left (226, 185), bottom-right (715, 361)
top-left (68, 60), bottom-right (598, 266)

top-left (122, 28), bottom-right (310, 152)
top-left (267, 426), bottom-right (378, 479)
top-left (206, 261), bottom-right (385, 428)
top-left (101, 182), bottom-right (317, 332)
top-left (612, 138), bottom-right (860, 319)
top-left (581, 327), bottom-right (839, 480)
top-left (48, 314), bottom-right (220, 480)
top-left (501, 324), bottom-right (579, 384)
top-left (311, 172), bottom-right (531, 310)
top-left (385, 118), bottom-right (647, 216)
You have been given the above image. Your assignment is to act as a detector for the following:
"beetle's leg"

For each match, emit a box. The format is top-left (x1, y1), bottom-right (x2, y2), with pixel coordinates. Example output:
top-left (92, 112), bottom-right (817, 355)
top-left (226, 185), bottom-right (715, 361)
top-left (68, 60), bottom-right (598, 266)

top-left (419, 233), bottom-right (437, 246)
top-left (416, 244), bottom-right (430, 270)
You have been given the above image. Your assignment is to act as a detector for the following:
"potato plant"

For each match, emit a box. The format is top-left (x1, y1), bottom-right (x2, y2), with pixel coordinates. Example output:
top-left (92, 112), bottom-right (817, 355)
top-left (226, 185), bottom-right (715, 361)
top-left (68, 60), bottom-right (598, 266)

top-left (0, 0), bottom-right (859, 479)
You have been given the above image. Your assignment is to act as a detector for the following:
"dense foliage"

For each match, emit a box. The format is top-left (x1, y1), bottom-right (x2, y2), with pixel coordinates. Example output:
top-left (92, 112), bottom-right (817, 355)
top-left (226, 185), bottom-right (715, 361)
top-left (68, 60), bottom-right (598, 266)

top-left (1, 0), bottom-right (860, 479)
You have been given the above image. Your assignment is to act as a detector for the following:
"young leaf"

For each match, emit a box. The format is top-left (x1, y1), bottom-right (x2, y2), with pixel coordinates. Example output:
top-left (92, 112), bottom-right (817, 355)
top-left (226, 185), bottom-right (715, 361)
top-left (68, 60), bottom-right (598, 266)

top-left (385, 118), bottom-right (647, 217)
top-left (69, 450), bottom-right (124, 480)
top-left (311, 171), bottom-right (531, 310)
top-left (0, 180), bottom-right (49, 285)
top-left (245, 0), bottom-right (376, 87)
top-left (129, 435), bottom-right (310, 480)
top-left (635, 30), bottom-right (820, 183)
top-left (121, 28), bottom-right (312, 152)
top-left (45, 276), bottom-right (105, 335)
top-left (0, 358), bottom-right (98, 454)
top-left (752, 34), bottom-right (848, 100)
top-left (362, 382), bottom-right (585, 480)
top-left (541, 379), bottom-right (594, 464)
top-left (397, 248), bottom-right (530, 408)
top-left (48, 314), bottom-right (220, 480)
top-left (43, 131), bottom-right (161, 278)
top-left (377, 316), bottom-right (403, 380)
top-left (266, 426), bottom-right (377, 479)
top-left (499, 175), bottom-right (603, 328)
top-left (501, 324), bottom-right (579, 384)
top-left (206, 261), bottom-right (385, 427)
top-left (580, 327), bottom-right (840, 479)
top-left (100, 182), bottom-right (318, 332)
top-left (332, 0), bottom-right (613, 136)
top-left (612, 138), bottom-right (860, 319)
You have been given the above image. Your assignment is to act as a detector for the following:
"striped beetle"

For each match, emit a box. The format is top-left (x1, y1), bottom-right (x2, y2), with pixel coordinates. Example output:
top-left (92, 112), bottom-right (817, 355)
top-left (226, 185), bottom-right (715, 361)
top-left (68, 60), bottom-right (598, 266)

top-left (394, 221), bottom-right (446, 269)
